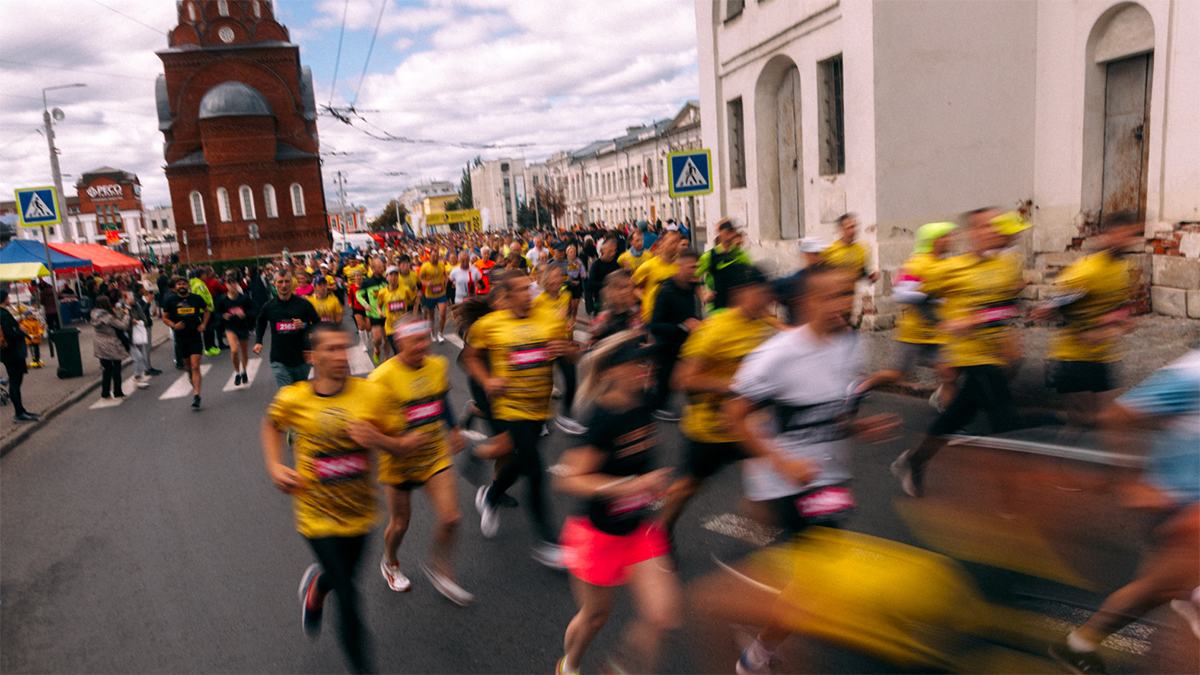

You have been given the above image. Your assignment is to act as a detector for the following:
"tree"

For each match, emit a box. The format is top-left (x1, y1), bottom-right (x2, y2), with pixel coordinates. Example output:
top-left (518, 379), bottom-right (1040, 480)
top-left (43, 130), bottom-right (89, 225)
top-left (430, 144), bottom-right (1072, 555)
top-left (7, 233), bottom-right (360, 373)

top-left (516, 201), bottom-right (551, 231)
top-left (535, 180), bottom-right (567, 229)
top-left (444, 156), bottom-right (483, 212)
top-left (369, 200), bottom-right (407, 232)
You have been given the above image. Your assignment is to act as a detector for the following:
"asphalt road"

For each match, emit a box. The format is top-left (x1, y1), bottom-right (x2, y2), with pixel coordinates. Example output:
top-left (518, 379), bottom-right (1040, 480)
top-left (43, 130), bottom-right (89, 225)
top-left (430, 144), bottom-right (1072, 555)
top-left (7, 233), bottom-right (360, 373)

top-left (0, 322), bottom-right (1166, 674)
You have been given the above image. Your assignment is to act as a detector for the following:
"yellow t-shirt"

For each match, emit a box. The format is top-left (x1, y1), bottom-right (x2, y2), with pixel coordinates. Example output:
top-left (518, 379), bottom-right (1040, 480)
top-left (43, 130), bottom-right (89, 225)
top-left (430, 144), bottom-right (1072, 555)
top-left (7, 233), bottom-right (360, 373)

top-left (632, 255), bottom-right (678, 323)
top-left (307, 294), bottom-right (343, 323)
top-left (822, 239), bottom-right (871, 279)
top-left (531, 290), bottom-right (572, 339)
top-left (893, 254), bottom-right (949, 345)
top-left (466, 309), bottom-right (558, 421)
top-left (398, 271), bottom-right (421, 298)
top-left (419, 262), bottom-right (450, 299)
top-left (368, 355), bottom-right (453, 485)
top-left (376, 285), bottom-right (415, 333)
top-left (679, 309), bottom-right (777, 443)
top-left (343, 263), bottom-right (367, 279)
top-left (1047, 250), bottom-right (1131, 364)
top-left (265, 378), bottom-right (401, 538)
top-left (618, 249), bottom-right (650, 274)
top-left (926, 253), bottom-right (1023, 368)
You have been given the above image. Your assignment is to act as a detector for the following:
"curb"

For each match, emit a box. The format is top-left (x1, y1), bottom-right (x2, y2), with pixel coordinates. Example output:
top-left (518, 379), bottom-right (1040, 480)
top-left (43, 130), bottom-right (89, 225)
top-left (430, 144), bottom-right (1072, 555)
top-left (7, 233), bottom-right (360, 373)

top-left (0, 332), bottom-right (173, 458)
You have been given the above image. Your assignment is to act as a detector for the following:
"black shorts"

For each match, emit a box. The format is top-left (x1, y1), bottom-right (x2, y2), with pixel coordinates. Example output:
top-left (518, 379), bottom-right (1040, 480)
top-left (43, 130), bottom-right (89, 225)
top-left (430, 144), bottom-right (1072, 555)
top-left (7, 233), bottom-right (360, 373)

top-left (176, 331), bottom-right (204, 357)
top-left (369, 316), bottom-right (385, 328)
top-left (683, 438), bottom-right (746, 481)
top-left (568, 285), bottom-right (583, 300)
top-left (388, 466), bottom-right (450, 491)
top-left (352, 308), bottom-right (366, 318)
top-left (1046, 360), bottom-right (1112, 394)
top-left (224, 327), bottom-right (250, 341)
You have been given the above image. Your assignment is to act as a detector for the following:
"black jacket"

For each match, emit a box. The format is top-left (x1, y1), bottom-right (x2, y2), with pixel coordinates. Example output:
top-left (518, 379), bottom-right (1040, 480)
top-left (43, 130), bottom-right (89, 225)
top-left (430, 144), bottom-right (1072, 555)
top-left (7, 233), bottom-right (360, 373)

top-left (648, 278), bottom-right (700, 345)
top-left (254, 295), bottom-right (321, 367)
top-left (1, 307), bottom-right (27, 363)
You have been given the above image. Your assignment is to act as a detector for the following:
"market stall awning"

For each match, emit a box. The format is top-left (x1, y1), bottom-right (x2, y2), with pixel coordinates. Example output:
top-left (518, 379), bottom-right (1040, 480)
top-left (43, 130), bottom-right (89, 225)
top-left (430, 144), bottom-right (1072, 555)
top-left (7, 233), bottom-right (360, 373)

top-left (0, 262), bottom-right (50, 281)
top-left (48, 242), bottom-right (143, 274)
top-left (0, 239), bottom-right (93, 272)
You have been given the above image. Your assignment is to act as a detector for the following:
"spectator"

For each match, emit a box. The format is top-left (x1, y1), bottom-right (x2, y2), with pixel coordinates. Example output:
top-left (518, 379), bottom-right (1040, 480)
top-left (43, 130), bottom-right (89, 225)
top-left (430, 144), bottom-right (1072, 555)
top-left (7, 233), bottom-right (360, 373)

top-left (91, 295), bottom-right (131, 400)
top-left (1, 289), bottom-right (38, 421)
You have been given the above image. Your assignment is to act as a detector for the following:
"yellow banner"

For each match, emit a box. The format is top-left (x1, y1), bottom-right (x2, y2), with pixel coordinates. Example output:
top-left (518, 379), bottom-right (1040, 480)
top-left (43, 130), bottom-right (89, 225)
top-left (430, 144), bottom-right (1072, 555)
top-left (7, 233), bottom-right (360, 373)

top-left (424, 209), bottom-right (481, 231)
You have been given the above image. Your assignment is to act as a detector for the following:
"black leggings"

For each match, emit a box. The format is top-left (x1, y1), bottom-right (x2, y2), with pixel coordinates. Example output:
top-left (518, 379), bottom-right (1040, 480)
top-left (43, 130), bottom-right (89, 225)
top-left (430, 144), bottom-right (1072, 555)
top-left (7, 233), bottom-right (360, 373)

top-left (650, 342), bottom-right (682, 411)
top-left (3, 360), bottom-right (26, 415)
top-left (307, 534), bottom-right (371, 674)
top-left (927, 364), bottom-right (1019, 437)
top-left (557, 358), bottom-right (577, 417)
top-left (100, 358), bottom-right (123, 397)
top-left (486, 419), bottom-right (555, 542)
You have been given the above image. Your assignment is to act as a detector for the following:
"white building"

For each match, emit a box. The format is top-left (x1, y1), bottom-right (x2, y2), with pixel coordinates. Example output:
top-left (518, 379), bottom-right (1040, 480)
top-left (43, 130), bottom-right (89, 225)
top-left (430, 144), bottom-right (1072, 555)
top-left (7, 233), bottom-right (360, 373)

top-left (470, 159), bottom-right (552, 231)
top-left (326, 203), bottom-right (368, 233)
top-left (695, 0), bottom-right (1200, 321)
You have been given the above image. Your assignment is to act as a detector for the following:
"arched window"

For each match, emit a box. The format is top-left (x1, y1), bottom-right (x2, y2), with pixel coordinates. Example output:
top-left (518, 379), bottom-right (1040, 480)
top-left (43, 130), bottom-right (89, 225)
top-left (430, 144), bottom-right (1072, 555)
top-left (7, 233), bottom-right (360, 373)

top-left (217, 0), bottom-right (229, 17)
top-left (190, 191), bottom-right (206, 224)
top-left (263, 184), bottom-right (278, 218)
top-left (216, 187), bottom-right (232, 222)
top-left (187, 2), bottom-right (196, 21)
top-left (253, 0), bottom-right (261, 19)
top-left (239, 185), bottom-right (256, 220)
top-left (290, 183), bottom-right (305, 216)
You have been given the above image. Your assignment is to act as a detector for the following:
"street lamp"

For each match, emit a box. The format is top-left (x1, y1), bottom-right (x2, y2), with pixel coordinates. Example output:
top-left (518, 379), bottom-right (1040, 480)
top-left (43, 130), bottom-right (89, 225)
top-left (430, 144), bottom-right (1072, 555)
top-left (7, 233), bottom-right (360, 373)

top-left (43, 83), bottom-right (86, 244)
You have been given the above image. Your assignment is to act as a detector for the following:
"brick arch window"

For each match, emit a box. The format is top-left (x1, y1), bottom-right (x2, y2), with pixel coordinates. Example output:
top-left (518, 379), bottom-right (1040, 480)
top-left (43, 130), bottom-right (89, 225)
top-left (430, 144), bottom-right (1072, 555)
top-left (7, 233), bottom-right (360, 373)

top-left (216, 187), bottom-right (232, 222)
top-left (190, 191), bottom-right (206, 225)
top-left (217, 0), bottom-right (229, 17)
top-left (263, 184), bottom-right (278, 218)
top-left (290, 183), bottom-right (305, 216)
top-left (187, 2), bottom-right (196, 21)
top-left (239, 185), bottom-right (256, 220)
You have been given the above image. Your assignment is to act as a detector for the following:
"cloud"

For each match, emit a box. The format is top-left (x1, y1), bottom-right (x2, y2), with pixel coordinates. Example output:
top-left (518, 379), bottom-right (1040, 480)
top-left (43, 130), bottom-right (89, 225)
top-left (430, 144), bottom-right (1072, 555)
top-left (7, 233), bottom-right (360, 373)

top-left (1, 0), bottom-right (699, 225)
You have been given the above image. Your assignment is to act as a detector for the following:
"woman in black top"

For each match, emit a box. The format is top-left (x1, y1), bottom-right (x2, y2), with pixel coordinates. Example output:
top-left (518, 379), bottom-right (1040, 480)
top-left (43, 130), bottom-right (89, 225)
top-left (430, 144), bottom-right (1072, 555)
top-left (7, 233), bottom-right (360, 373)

top-left (214, 273), bottom-right (256, 386)
top-left (552, 334), bottom-right (679, 675)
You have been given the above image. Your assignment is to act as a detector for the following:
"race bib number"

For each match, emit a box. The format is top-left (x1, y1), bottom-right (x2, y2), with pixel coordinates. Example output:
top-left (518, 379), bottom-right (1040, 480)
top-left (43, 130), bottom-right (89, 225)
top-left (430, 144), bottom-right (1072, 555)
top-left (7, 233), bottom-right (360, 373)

top-left (230, 307), bottom-right (244, 318)
top-left (387, 301), bottom-right (405, 313)
top-left (177, 307), bottom-right (195, 315)
top-left (975, 303), bottom-right (1018, 329)
top-left (429, 285), bottom-right (443, 294)
top-left (406, 398), bottom-right (444, 425)
top-left (508, 345), bottom-right (550, 369)
top-left (794, 486), bottom-right (856, 521)
top-left (276, 319), bottom-right (304, 333)
top-left (607, 491), bottom-right (653, 516)
top-left (310, 452), bottom-right (369, 482)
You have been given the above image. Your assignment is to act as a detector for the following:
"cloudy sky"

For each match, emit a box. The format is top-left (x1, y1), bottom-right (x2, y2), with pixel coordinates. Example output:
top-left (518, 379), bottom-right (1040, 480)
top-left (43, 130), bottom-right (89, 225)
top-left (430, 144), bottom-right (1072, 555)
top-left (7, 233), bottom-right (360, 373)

top-left (0, 0), bottom-right (699, 218)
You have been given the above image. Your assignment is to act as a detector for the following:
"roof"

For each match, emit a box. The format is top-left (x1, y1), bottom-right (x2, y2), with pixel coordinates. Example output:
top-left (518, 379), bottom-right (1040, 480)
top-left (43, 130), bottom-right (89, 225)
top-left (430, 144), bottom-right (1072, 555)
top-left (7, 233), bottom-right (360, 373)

top-left (199, 82), bottom-right (273, 119)
top-left (0, 239), bottom-right (93, 271)
top-left (77, 167), bottom-right (139, 186)
top-left (566, 102), bottom-right (699, 162)
top-left (49, 242), bottom-right (142, 274)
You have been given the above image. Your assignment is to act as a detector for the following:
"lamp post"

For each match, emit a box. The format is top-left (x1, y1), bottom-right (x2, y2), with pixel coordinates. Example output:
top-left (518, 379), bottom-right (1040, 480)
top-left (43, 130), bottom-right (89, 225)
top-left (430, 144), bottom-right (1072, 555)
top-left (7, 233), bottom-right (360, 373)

top-left (43, 83), bottom-right (86, 244)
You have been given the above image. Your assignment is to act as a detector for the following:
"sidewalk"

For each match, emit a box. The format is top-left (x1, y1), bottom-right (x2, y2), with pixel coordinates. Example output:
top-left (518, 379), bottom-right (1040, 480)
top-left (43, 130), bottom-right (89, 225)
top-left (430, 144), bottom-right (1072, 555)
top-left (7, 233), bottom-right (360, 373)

top-left (1, 321), bottom-right (172, 456)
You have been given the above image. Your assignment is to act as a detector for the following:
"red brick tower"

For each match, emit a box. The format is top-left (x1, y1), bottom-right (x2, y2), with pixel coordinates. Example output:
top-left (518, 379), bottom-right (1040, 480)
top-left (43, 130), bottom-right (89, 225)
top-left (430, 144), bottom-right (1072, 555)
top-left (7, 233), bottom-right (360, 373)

top-left (156, 0), bottom-right (329, 261)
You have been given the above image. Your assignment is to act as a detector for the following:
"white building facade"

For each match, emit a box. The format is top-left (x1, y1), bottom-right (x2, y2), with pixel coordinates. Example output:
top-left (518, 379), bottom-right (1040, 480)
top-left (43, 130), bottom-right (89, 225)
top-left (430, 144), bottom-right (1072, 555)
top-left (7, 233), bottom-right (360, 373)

top-left (470, 159), bottom-right (553, 231)
top-left (696, 0), bottom-right (1200, 321)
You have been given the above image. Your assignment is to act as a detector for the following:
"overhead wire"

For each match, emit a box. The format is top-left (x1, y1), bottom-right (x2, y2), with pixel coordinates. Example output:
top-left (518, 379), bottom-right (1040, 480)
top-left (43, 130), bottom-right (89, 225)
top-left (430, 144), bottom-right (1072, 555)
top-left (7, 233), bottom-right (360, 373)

top-left (318, 105), bottom-right (538, 150)
top-left (86, 0), bottom-right (168, 36)
top-left (327, 0), bottom-right (350, 106)
top-left (351, 0), bottom-right (389, 107)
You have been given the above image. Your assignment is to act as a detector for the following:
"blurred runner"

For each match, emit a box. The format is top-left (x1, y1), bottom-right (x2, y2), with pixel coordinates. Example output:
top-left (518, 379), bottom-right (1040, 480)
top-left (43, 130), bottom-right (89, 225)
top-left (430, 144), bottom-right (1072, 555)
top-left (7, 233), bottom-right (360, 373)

top-left (618, 230), bottom-right (650, 274)
top-left (533, 264), bottom-right (585, 435)
top-left (215, 272), bottom-right (256, 386)
top-left (374, 266), bottom-right (415, 361)
top-left (261, 324), bottom-right (406, 674)
top-left (356, 256), bottom-right (388, 364)
top-left (255, 269), bottom-right (323, 388)
top-left (554, 335), bottom-right (680, 675)
top-left (647, 248), bottom-right (702, 421)
top-left (633, 231), bottom-right (682, 324)
top-left (368, 322), bottom-right (473, 605)
top-left (162, 276), bottom-right (210, 409)
top-left (347, 269), bottom-right (370, 353)
top-left (821, 214), bottom-right (880, 327)
top-left (420, 249), bottom-right (451, 343)
top-left (697, 218), bottom-right (751, 312)
top-left (307, 274), bottom-right (344, 325)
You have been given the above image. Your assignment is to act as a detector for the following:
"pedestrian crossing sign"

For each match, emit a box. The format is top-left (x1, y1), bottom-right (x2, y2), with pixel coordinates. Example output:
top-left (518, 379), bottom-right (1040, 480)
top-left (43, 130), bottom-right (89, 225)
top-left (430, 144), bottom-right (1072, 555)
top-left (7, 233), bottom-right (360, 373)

top-left (14, 186), bottom-right (62, 227)
top-left (668, 149), bottom-right (713, 198)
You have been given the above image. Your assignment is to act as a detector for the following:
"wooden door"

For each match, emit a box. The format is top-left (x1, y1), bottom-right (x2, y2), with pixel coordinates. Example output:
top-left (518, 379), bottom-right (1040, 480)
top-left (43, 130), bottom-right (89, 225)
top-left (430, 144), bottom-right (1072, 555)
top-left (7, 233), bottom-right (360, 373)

top-left (1100, 54), bottom-right (1152, 223)
top-left (777, 66), bottom-right (803, 240)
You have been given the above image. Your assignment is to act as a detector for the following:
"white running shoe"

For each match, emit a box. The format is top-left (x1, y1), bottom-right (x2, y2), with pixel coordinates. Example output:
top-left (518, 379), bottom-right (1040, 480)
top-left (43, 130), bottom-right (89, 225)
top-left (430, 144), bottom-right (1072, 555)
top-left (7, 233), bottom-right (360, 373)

top-left (531, 541), bottom-right (565, 570)
top-left (929, 386), bottom-right (946, 413)
top-left (475, 485), bottom-right (499, 538)
top-left (555, 415), bottom-right (588, 436)
top-left (422, 564), bottom-right (475, 606)
top-left (437, 332), bottom-right (445, 343)
top-left (380, 557), bottom-right (411, 592)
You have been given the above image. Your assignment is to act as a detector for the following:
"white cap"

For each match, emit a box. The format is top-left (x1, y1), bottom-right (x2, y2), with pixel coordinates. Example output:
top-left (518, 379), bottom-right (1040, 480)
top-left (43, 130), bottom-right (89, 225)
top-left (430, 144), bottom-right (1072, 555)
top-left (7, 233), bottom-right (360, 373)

top-left (665, 224), bottom-right (679, 232)
top-left (799, 237), bottom-right (829, 254)
top-left (385, 265), bottom-right (401, 275)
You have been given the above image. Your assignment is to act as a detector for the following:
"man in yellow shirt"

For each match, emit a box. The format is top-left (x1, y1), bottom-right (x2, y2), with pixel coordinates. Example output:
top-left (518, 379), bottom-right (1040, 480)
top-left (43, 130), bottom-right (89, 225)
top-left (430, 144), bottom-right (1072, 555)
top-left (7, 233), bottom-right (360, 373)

top-left (617, 229), bottom-right (650, 273)
top-left (374, 266), bottom-right (416, 361)
top-left (368, 321), bottom-right (472, 605)
top-left (821, 214), bottom-right (879, 283)
top-left (660, 265), bottom-right (778, 534)
top-left (419, 249), bottom-right (451, 343)
top-left (632, 230), bottom-right (682, 323)
top-left (462, 272), bottom-right (579, 568)
top-left (891, 209), bottom-right (1024, 497)
top-left (261, 324), bottom-right (409, 673)
top-left (306, 275), bottom-right (343, 325)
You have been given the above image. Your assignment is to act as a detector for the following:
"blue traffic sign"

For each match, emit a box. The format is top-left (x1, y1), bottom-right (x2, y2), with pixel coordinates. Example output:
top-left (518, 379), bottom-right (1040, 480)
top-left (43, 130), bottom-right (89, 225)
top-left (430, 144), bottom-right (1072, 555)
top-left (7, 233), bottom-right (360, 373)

top-left (668, 149), bottom-right (713, 198)
top-left (14, 186), bottom-right (62, 227)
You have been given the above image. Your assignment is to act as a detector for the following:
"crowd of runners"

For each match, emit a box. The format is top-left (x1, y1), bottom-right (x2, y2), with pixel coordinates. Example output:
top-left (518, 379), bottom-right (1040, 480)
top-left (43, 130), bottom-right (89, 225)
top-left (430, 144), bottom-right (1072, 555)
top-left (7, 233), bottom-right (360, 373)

top-left (6, 211), bottom-right (1194, 674)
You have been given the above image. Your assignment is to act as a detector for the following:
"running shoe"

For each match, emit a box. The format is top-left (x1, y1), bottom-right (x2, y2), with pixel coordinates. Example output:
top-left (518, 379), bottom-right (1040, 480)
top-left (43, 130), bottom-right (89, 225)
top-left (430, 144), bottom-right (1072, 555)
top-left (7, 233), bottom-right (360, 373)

top-left (437, 333), bottom-right (445, 344)
top-left (475, 485), bottom-right (499, 538)
top-left (531, 541), bottom-right (565, 570)
top-left (421, 564), bottom-right (474, 606)
top-left (459, 400), bottom-right (477, 431)
top-left (146, 368), bottom-right (163, 376)
top-left (890, 451), bottom-right (923, 498)
top-left (371, 351), bottom-right (381, 365)
top-left (298, 563), bottom-right (325, 638)
top-left (191, 394), bottom-right (201, 410)
top-left (551, 386), bottom-right (563, 399)
top-left (380, 557), bottom-right (411, 592)
top-left (1048, 643), bottom-right (1106, 674)
top-left (735, 647), bottom-right (777, 675)
top-left (205, 347), bottom-right (220, 357)
top-left (929, 386), bottom-right (947, 413)
top-left (136, 378), bottom-right (150, 389)
top-left (234, 372), bottom-right (242, 386)
top-left (555, 415), bottom-right (588, 436)
top-left (555, 656), bottom-right (580, 675)
top-left (652, 409), bottom-right (680, 422)
top-left (1171, 597), bottom-right (1200, 638)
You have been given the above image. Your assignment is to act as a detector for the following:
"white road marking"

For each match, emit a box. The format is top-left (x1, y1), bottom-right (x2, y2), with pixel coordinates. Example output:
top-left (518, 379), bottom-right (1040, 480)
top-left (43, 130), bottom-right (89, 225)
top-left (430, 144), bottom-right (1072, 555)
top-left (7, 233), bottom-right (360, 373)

top-left (701, 513), bottom-right (783, 548)
top-left (89, 375), bottom-right (142, 408)
top-left (349, 343), bottom-right (375, 376)
top-left (159, 364), bottom-right (212, 399)
top-left (223, 358), bottom-right (261, 391)
top-left (444, 333), bottom-right (464, 349)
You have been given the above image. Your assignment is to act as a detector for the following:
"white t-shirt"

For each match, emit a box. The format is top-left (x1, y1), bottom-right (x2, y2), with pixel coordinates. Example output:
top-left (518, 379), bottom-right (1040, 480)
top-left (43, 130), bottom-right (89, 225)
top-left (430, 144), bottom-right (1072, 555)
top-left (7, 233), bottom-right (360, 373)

top-left (730, 325), bottom-right (864, 501)
top-left (448, 266), bottom-right (481, 304)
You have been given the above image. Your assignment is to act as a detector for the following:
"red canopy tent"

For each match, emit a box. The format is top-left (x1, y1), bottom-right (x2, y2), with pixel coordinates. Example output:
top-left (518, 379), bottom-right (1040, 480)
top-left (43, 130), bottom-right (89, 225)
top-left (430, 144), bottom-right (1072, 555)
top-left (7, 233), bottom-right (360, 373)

top-left (48, 242), bottom-right (143, 274)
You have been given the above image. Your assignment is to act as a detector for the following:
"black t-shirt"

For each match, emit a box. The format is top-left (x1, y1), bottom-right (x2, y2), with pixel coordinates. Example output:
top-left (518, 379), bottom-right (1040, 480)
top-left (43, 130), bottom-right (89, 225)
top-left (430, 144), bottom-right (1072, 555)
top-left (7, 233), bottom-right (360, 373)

top-left (254, 295), bottom-right (321, 367)
top-left (214, 292), bottom-right (256, 334)
top-left (581, 403), bottom-right (659, 535)
top-left (162, 292), bottom-right (208, 334)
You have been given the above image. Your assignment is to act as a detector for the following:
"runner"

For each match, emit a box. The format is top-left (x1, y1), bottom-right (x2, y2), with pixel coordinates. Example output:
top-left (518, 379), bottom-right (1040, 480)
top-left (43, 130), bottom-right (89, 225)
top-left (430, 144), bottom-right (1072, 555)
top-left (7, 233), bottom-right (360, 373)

top-left (564, 244), bottom-right (588, 320)
top-left (356, 256), bottom-right (388, 364)
top-left (161, 276), bottom-right (210, 409)
top-left (374, 266), bottom-right (416, 361)
top-left (821, 213), bottom-right (881, 327)
top-left (261, 323), bottom-right (405, 674)
top-left (632, 230), bottom-right (682, 324)
top-left (659, 265), bottom-right (777, 535)
top-left (307, 274), bottom-right (344, 325)
top-left (617, 230), bottom-right (649, 274)
top-left (463, 271), bottom-right (578, 567)
top-left (448, 251), bottom-right (482, 308)
top-left (419, 249), bottom-right (451, 343)
top-left (696, 219), bottom-right (752, 312)
top-left (554, 335), bottom-right (680, 675)
top-left (368, 321), bottom-right (473, 605)
top-left (723, 264), bottom-right (900, 675)
top-left (890, 208), bottom-right (1024, 498)
top-left (255, 269), bottom-right (323, 388)
top-left (347, 269), bottom-right (370, 354)
top-left (647, 248), bottom-right (702, 420)
top-left (214, 272), bottom-right (256, 387)
top-left (532, 264), bottom-right (584, 435)
top-left (586, 239), bottom-right (621, 316)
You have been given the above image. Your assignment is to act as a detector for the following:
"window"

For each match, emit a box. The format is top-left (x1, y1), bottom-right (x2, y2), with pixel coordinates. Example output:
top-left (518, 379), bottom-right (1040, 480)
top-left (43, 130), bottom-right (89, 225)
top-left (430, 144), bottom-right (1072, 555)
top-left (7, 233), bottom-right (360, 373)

top-left (253, 0), bottom-right (261, 18)
top-left (217, 0), bottom-right (229, 17)
top-left (818, 54), bottom-right (846, 175)
top-left (239, 185), bottom-right (256, 220)
top-left (728, 97), bottom-right (747, 188)
top-left (216, 187), bottom-right (232, 222)
top-left (500, 163), bottom-right (509, 172)
top-left (263, 184), bottom-right (278, 218)
top-left (290, 183), bottom-right (305, 216)
top-left (187, 2), bottom-right (196, 21)
top-left (190, 191), bottom-right (206, 224)
top-left (726, 0), bottom-right (744, 21)
top-left (532, 175), bottom-right (539, 186)
top-left (96, 205), bottom-right (103, 220)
